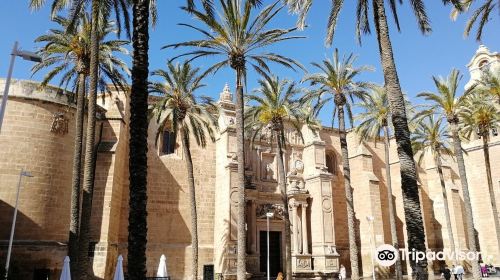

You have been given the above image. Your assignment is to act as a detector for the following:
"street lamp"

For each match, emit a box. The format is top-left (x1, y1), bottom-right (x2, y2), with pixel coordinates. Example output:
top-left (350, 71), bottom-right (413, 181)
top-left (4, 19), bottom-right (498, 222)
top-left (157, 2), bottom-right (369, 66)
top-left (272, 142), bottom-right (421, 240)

top-left (266, 212), bottom-right (274, 280)
top-left (367, 216), bottom-right (376, 280)
top-left (0, 41), bottom-right (42, 134)
top-left (4, 169), bottom-right (34, 280)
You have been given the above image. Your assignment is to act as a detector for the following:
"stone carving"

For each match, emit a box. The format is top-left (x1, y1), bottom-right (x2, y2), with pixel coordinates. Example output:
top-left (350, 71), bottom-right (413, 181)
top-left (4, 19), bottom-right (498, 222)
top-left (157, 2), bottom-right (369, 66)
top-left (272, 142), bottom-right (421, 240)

top-left (288, 179), bottom-right (303, 191)
top-left (230, 153), bottom-right (238, 163)
top-left (227, 244), bottom-right (237, 255)
top-left (321, 197), bottom-right (332, 212)
top-left (287, 149), bottom-right (306, 192)
top-left (265, 163), bottom-right (273, 180)
top-left (288, 150), bottom-right (304, 175)
top-left (257, 124), bottom-right (273, 144)
top-left (261, 154), bottom-right (275, 181)
top-left (283, 129), bottom-right (302, 146)
top-left (228, 259), bottom-right (237, 272)
top-left (325, 258), bottom-right (338, 269)
top-left (326, 245), bottom-right (339, 255)
top-left (297, 258), bottom-right (311, 269)
top-left (50, 112), bottom-right (69, 135)
top-left (294, 160), bottom-right (304, 173)
top-left (256, 203), bottom-right (284, 219)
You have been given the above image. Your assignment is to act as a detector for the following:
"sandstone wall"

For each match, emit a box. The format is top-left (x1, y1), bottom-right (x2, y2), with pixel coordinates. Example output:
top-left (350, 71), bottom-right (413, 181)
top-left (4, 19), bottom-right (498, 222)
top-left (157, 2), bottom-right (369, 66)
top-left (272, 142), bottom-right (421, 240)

top-left (0, 79), bottom-right (77, 279)
top-left (115, 97), bottom-right (217, 279)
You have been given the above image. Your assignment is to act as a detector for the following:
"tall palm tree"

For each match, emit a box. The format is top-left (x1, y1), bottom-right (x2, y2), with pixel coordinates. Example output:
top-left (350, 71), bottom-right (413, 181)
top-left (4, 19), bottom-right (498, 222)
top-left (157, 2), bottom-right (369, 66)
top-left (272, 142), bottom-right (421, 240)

top-left (355, 85), bottom-right (402, 280)
top-left (417, 69), bottom-right (480, 280)
top-left (283, 1), bottom-right (431, 277)
top-left (445, 0), bottom-right (499, 41)
top-left (32, 12), bottom-right (129, 278)
top-left (460, 92), bottom-right (500, 256)
top-left (30, 1), bottom-right (131, 279)
top-left (411, 116), bottom-right (457, 264)
top-left (165, 1), bottom-right (303, 279)
top-left (127, 1), bottom-right (161, 278)
top-left (245, 75), bottom-right (317, 279)
top-left (149, 61), bottom-right (218, 280)
top-left (128, 0), bottom-right (149, 279)
top-left (303, 50), bottom-right (371, 280)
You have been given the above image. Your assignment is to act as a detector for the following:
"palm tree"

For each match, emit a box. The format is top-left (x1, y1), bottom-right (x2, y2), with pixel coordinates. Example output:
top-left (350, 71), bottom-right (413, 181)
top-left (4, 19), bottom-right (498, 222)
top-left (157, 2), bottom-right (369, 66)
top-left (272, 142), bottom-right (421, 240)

top-left (165, 1), bottom-right (303, 279)
top-left (283, 1), bottom-right (431, 277)
top-left (128, 0), bottom-right (149, 279)
top-left (30, 1), bottom-right (132, 279)
top-left (303, 50), bottom-right (371, 280)
top-left (445, 0), bottom-right (499, 41)
top-left (32, 12), bottom-right (129, 278)
top-left (411, 116), bottom-right (457, 264)
top-left (417, 69), bottom-right (480, 280)
top-left (477, 67), bottom-right (500, 104)
top-left (460, 92), bottom-right (500, 256)
top-left (245, 75), bottom-right (317, 279)
top-left (149, 61), bottom-right (218, 280)
top-left (355, 85), bottom-right (402, 280)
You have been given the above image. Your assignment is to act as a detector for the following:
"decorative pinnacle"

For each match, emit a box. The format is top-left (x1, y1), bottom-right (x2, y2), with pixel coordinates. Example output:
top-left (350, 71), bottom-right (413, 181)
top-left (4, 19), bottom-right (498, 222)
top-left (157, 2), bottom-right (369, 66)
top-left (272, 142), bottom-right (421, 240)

top-left (477, 44), bottom-right (489, 53)
top-left (220, 82), bottom-right (233, 102)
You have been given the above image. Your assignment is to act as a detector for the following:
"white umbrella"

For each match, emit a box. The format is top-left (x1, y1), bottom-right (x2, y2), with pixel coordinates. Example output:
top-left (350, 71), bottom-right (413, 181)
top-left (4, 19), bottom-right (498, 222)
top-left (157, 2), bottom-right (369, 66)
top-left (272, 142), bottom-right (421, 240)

top-left (113, 255), bottom-right (125, 280)
top-left (157, 254), bottom-right (169, 277)
top-left (59, 256), bottom-right (71, 280)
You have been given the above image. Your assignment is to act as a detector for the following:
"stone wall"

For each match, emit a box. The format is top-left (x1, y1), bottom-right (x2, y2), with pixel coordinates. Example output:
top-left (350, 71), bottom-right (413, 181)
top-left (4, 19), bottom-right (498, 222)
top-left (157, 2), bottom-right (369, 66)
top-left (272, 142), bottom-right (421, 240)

top-left (0, 79), bottom-right (77, 279)
top-left (113, 91), bottom-right (217, 279)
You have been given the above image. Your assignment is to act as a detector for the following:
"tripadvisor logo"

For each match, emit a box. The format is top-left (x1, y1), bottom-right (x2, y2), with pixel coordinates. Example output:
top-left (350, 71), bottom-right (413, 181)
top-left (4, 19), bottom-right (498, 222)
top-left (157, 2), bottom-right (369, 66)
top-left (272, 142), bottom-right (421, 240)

top-left (374, 244), bottom-right (483, 266)
top-left (375, 244), bottom-right (398, 266)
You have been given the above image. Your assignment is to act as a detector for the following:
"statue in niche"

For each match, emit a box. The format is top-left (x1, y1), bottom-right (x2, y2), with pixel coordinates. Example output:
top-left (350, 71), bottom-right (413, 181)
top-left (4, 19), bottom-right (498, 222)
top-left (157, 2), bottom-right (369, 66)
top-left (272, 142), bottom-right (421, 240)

top-left (265, 163), bottom-right (273, 180)
top-left (294, 160), bottom-right (304, 174)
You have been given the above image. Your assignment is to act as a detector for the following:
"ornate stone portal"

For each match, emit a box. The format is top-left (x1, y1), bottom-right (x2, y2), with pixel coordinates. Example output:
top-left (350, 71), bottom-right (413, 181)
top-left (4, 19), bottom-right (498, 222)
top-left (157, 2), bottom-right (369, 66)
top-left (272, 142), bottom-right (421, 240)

top-left (213, 85), bottom-right (339, 279)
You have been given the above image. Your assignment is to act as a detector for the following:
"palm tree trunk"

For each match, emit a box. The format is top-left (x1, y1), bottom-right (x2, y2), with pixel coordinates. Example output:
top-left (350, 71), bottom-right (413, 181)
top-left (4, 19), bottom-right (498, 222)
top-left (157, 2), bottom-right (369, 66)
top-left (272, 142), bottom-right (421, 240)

top-left (434, 154), bottom-right (457, 263)
top-left (338, 104), bottom-right (359, 280)
top-left (77, 1), bottom-right (100, 278)
top-left (383, 126), bottom-right (402, 280)
top-left (235, 69), bottom-right (247, 280)
top-left (449, 122), bottom-right (480, 280)
top-left (68, 72), bottom-right (86, 278)
top-left (372, 1), bottom-right (428, 279)
top-left (481, 136), bottom-right (500, 251)
top-left (128, 0), bottom-right (150, 279)
top-left (276, 127), bottom-right (292, 280)
top-left (181, 127), bottom-right (199, 280)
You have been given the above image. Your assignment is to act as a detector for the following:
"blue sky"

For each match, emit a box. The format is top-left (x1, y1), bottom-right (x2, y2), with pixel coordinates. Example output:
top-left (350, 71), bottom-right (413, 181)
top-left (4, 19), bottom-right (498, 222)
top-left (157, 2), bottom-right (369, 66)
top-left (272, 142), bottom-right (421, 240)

top-left (0, 1), bottom-right (499, 125)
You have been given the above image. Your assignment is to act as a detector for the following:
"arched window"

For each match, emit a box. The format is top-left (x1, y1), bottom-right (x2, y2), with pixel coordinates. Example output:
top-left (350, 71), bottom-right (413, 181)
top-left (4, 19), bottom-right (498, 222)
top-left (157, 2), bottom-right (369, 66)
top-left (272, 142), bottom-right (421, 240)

top-left (325, 152), bottom-right (337, 175)
top-left (161, 130), bottom-right (176, 155)
top-left (479, 59), bottom-right (490, 71)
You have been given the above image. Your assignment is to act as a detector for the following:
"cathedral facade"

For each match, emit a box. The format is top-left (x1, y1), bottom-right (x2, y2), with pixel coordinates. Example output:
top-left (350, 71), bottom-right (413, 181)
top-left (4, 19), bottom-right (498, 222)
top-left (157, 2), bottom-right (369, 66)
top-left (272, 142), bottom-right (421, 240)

top-left (0, 46), bottom-right (499, 280)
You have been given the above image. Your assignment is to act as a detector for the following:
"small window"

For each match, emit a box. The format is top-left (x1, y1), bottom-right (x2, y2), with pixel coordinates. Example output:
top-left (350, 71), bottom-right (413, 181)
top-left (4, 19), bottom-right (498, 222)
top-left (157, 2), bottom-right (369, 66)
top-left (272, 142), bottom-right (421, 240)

top-left (325, 152), bottom-right (337, 175)
top-left (479, 60), bottom-right (490, 71)
top-left (162, 130), bottom-right (176, 155)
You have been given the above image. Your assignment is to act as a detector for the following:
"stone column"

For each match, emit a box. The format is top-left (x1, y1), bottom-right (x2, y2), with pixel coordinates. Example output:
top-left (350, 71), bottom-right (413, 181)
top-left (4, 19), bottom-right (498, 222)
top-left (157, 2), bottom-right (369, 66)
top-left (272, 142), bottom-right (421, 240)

top-left (301, 203), bottom-right (309, 254)
top-left (292, 203), bottom-right (299, 254)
